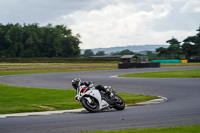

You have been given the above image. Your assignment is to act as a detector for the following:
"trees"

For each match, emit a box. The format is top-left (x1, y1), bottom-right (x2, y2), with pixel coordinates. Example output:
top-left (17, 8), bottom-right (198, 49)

top-left (84, 49), bottom-right (94, 57)
top-left (0, 23), bottom-right (81, 58)
top-left (182, 36), bottom-right (196, 58)
top-left (156, 25), bottom-right (200, 59)
top-left (195, 26), bottom-right (200, 56)
top-left (166, 37), bottom-right (182, 59)
top-left (156, 47), bottom-right (168, 58)
top-left (156, 37), bottom-right (183, 59)
top-left (181, 26), bottom-right (200, 58)
top-left (112, 49), bottom-right (134, 55)
top-left (180, 26), bottom-right (200, 58)
top-left (96, 51), bottom-right (105, 56)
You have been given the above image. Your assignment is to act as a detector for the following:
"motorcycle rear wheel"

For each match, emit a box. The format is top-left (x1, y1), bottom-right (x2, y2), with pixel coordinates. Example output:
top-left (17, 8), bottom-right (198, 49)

top-left (113, 95), bottom-right (125, 110)
top-left (81, 97), bottom-right (99, 113)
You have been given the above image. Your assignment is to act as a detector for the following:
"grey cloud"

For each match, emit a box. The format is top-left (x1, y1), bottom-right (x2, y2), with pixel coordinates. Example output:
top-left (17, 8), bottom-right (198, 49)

top-left (151, 1), bottom-right (200, 32)
top-left (0, 0), bottom-right (98, 24)
top-left (153, 12), bottom-right (200, 32)
top-left (0, 0), bottom-right (164, 25)
top-left (0, 0), bottom-right (199, 48)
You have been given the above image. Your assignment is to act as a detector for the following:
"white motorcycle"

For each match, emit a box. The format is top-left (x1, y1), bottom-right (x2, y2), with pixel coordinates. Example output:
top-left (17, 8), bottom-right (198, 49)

top-left (72, 78), bottom-right (125, 113)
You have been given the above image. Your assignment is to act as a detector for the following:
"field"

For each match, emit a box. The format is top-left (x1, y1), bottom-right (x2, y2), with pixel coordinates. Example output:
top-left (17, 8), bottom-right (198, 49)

top-left (82, 125), bottom-right (200, 133)
top-left (0, 63), bottom-right (117, 71)
top-left (0, 63), bottom-right (117, 76)
top-left (0, 84), bottom-right (157, 114)
top-left (161, 63), bottom-right (200, 68)
top-left (119, 69), bottom-right (200, 78)
top-left (0, 62), bottom-right (200, 76)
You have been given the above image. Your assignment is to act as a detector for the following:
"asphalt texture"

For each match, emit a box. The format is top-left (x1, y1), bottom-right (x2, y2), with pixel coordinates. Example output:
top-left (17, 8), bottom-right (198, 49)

top-left (0, 67), bottom-right (200, 133)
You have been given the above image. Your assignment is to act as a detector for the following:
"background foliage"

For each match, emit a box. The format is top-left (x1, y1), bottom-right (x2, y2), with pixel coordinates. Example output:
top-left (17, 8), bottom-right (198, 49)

top-left (0, 23), bottom-right (81, 58)
top-left (1, 23), bottom-right (200, 60)
top-left (156, 26), bottom-right (200, 59)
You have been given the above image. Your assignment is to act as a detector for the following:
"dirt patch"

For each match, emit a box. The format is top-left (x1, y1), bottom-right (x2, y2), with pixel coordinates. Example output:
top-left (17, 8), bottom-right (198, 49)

top-left (39, 105), bottom-right (57, 110)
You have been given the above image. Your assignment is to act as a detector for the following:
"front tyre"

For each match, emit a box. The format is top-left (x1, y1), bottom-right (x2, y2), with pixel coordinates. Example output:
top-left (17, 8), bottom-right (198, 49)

top-left (81, 97), bottom-right (99, 113)
top-left (113, 95), bottom-right (125, 110)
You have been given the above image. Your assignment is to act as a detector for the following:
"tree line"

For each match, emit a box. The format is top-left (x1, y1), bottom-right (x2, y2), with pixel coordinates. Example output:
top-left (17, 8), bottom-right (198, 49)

top-left (1, 23), bottom-right (199, 59)
top-left (156, 26), bottom-right (200, 59)
top-left (0, 23), bottom-right (81, 58)
top-left (83, 49), bottom-right (134, 57)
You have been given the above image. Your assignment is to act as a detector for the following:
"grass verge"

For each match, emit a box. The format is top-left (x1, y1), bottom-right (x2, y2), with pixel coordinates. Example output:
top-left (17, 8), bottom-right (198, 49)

top-left (0, 63), bottom-right (117, 76)
top-left (0, 63), bottom-right (200, 76)
top-left (0, 68), bottom-right (114, 76)
top-left (161, 63), bottom-right (200, 68)
top-left (119, 69), bottom-right (200, 78)
top-left (0, 84), bottom-right (158, 114)
top-left (79, 125), bottom-right (200, 133)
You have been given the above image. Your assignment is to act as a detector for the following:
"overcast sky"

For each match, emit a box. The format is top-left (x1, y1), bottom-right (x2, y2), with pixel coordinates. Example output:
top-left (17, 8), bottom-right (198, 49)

top-left (1, 0), bottom-right (200, 49)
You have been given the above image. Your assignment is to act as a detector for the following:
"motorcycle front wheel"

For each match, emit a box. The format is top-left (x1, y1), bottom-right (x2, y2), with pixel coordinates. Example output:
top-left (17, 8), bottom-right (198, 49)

top-left (113, 95), bottom-right (125, 110)
top-left (81, 97), bottom-right (99, 113)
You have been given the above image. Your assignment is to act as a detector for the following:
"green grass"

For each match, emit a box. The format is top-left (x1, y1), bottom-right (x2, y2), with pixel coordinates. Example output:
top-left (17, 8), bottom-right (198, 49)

top-left (116, 93), bottom-right (158, 106)
top-left (0, 62), bottom-right (200, 76)
top-left (161, 63), bottom-right (200, 68)
top-left (0, 68), bottom-right (114, 76)
top-left (119, 69), bottom-right (200, 78)
top-left (0, 84), bottom-right (158, 114)
top-left (0, 63), bottom-right (116, 68)
top-left (80, 125), bottom-right (200, 133)
top-left (0, 84), bottom-right (82, 114)
top-left (0, 63), bottom-right (117, 76)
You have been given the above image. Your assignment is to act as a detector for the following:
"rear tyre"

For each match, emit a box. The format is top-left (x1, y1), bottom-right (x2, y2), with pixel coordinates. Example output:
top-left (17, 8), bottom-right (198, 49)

top-left (113, 95), bottom-right (125, 110)
top-left (81, 97), bottom-right (99, 113)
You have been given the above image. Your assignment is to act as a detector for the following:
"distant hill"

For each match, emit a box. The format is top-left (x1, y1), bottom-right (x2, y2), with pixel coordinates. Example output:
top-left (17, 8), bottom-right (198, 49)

top-left (81, 45), bottom-right (169, 54)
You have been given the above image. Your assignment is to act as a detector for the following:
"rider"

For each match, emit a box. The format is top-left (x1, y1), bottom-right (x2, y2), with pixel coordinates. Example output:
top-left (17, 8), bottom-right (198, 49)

top-left (72, 78), bottom-right (113, 98)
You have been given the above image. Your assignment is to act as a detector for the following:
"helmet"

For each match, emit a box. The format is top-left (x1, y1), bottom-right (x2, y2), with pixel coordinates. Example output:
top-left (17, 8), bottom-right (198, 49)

top-left (72, 78), bottom-right (81, 90)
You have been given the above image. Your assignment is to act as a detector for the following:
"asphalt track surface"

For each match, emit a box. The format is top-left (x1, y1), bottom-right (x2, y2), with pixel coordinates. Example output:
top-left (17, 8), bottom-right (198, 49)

top-left (0, 67), bottom-right (200, 133)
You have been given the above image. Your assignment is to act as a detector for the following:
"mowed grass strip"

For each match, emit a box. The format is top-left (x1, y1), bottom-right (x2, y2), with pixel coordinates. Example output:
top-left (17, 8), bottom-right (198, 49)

top-left (80, 125), bottom-right (200, 133)
top-left (0, 68), bottom-right (114, 76)
top-left (0, 84), bottom-right (157, 114)
top-left (0, 84), bottom-right (82, 114)
top-left (161, 63), bottom-right (200, 68)
top-left (119, 69), bottom-right (200, 78)
top-left (0, 63), bottom-right (200, 76)
top-left (117, 93), bottom-right (158, 106)
top-left (0, 63), bottom-right (117, 70)
top-left (0, 63), bottom-right (117, 76)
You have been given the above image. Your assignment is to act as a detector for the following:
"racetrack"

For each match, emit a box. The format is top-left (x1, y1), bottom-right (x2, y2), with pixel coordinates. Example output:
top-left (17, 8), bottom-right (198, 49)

top-left (0, 67), bottom-right (200, 133)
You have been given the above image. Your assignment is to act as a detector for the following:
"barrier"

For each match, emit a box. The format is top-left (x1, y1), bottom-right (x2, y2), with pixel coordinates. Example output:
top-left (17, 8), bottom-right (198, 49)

top-left (181, 60), bottom-right (188, 63)
top-left (152, 60), bottom-right (181, 63)
top-left (118, 63), bottom-right (160, 69)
